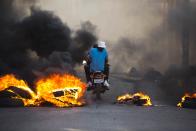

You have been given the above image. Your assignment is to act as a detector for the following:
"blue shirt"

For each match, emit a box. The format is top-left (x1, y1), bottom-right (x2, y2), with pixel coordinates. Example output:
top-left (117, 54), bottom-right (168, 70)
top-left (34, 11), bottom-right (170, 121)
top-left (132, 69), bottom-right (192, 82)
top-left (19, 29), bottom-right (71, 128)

top-left (89, 48), bottom-right (108, 72)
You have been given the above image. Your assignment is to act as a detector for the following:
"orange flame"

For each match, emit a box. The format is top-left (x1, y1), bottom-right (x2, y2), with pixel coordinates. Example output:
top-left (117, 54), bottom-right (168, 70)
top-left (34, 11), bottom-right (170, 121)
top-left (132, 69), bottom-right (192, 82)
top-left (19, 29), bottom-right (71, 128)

top-left (177, 93), bottom-right (196, 107)
top-left (0, 74), bottom-right (86, 107)
top-left (35, 74), bottom-right (86, 107)
top-left (0, 74), bottom-right (37, 101)
top-left (117, 92), bottom-right (152, 106)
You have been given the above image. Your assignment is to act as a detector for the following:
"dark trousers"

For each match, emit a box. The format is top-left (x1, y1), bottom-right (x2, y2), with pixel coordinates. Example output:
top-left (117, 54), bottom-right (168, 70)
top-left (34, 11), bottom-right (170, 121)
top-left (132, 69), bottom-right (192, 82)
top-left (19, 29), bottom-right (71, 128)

top-left (84, 64), bottom-right (109, 82)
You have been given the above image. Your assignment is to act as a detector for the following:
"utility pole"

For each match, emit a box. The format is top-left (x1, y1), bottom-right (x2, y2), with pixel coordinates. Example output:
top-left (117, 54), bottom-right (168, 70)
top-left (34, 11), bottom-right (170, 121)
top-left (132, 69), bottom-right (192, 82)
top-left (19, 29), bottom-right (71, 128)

top-left (162, 0), bottom-right (178, 66)
top-left (180, 0), bottom-right (190, 68)
top-left (164, 0), bottom-right (190, 68)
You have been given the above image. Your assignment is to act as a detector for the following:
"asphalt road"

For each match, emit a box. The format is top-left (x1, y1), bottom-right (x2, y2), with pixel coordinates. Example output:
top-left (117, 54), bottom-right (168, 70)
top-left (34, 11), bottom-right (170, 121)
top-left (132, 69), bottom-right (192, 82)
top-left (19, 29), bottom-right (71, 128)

top-left (0, 73), bottom-right (196, 131)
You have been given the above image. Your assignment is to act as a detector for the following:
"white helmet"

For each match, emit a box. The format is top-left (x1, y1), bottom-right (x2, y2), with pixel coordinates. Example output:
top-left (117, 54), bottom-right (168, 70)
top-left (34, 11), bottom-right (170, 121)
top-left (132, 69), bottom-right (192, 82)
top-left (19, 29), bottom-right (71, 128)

top-left (98, 41), bottom-right (106, 48)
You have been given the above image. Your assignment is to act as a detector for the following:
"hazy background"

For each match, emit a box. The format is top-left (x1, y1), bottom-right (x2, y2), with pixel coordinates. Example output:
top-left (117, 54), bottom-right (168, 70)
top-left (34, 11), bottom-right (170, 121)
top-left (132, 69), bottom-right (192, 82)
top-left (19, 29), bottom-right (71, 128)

top-left (37, 0), bottom-right (163, 41)
top-left (35, 0), bottom-right (165, 72)
top-left (2, 0), bottom-right (196, 75)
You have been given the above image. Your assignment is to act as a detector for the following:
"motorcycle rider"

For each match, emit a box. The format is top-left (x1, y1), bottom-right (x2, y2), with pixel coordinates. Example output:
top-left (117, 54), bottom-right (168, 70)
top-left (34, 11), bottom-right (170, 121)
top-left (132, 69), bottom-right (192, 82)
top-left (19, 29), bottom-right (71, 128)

top-left (84, 41), bottom-right (110, 90)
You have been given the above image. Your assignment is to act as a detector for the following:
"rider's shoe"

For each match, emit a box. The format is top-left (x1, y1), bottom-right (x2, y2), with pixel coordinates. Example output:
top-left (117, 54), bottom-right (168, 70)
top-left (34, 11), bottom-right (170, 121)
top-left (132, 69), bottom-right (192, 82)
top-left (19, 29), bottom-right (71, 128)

top-left (87, 81), bottom-right (92, 91)
top-left (104, 80), bottom-right (110, 90)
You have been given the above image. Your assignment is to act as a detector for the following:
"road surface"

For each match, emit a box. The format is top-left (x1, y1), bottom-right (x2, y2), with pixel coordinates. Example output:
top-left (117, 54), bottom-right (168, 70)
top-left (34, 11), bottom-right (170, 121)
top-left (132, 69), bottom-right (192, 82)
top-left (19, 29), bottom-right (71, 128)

top-left (0, 73), bottom-right (195, 131)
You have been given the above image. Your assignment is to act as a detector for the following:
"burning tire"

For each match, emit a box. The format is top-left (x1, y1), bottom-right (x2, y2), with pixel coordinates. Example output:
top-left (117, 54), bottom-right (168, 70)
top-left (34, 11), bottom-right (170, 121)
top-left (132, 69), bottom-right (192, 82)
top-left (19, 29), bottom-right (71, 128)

top-left (117, 92), bottom-right (152, 106)
top-left (0, 98), bottom-right (24, 107)
top-left (178, 93), bottom-right (196, 109)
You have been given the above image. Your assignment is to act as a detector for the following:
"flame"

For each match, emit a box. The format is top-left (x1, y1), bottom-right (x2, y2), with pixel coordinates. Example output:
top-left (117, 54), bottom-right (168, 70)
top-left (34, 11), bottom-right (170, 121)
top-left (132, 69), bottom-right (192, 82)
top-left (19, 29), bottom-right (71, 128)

top-left (177, 93), bottom-right (196, 107)
top-left (117, 92), bottom-right (152, 106)
top-left (0, 74), bottom-right (38, 106)
top-left (35, 74), bottom-right (86, 107)
top-left (117, 93), bottom-right (133, 101)
top-left (0, 74), bottom-right (86, 107)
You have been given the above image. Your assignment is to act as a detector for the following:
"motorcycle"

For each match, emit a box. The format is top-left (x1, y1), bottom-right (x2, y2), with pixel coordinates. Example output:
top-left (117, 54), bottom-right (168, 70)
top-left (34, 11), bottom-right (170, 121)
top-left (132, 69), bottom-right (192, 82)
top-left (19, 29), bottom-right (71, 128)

top-left (89, 71), bottom-right (108, 100)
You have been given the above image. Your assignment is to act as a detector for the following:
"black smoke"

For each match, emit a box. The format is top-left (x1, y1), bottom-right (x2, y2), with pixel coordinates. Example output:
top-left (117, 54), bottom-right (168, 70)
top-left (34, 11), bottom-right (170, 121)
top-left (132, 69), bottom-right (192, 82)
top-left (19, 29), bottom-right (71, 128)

top-left (70, 21), bottom-right (97, 63)
top-left (0, 0), bottom-right (97, 83)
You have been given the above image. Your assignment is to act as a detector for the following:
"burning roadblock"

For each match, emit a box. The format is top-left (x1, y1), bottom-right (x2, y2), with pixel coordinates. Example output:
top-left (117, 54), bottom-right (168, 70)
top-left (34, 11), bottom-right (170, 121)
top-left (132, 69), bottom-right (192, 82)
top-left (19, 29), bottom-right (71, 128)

top-left (116, 92), bottom-right (152, 106)
top-left (0, 73), bottom-right (196, 109)
top-left (0, 74), bottom-right (86, 107)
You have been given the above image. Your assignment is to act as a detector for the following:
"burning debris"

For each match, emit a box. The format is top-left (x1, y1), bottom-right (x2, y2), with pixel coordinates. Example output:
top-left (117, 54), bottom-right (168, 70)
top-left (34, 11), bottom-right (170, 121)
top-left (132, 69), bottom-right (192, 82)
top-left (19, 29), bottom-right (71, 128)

top-left (177, 93), bottom-right (196, 109)
top-left (0, 74), bottom-right (86, 107)
top-left (35, 74), bottom-right (86, 107)
top-left (117, 92), bottom-right (152, 106)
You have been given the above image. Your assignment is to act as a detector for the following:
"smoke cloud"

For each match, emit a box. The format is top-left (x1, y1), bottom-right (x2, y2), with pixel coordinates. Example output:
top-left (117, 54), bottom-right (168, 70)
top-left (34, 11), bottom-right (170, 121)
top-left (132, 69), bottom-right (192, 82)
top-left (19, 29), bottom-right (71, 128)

top-left (110, 0), bottom-right (196, 74)
top-left (0, 0), bottom-right (97, 83)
